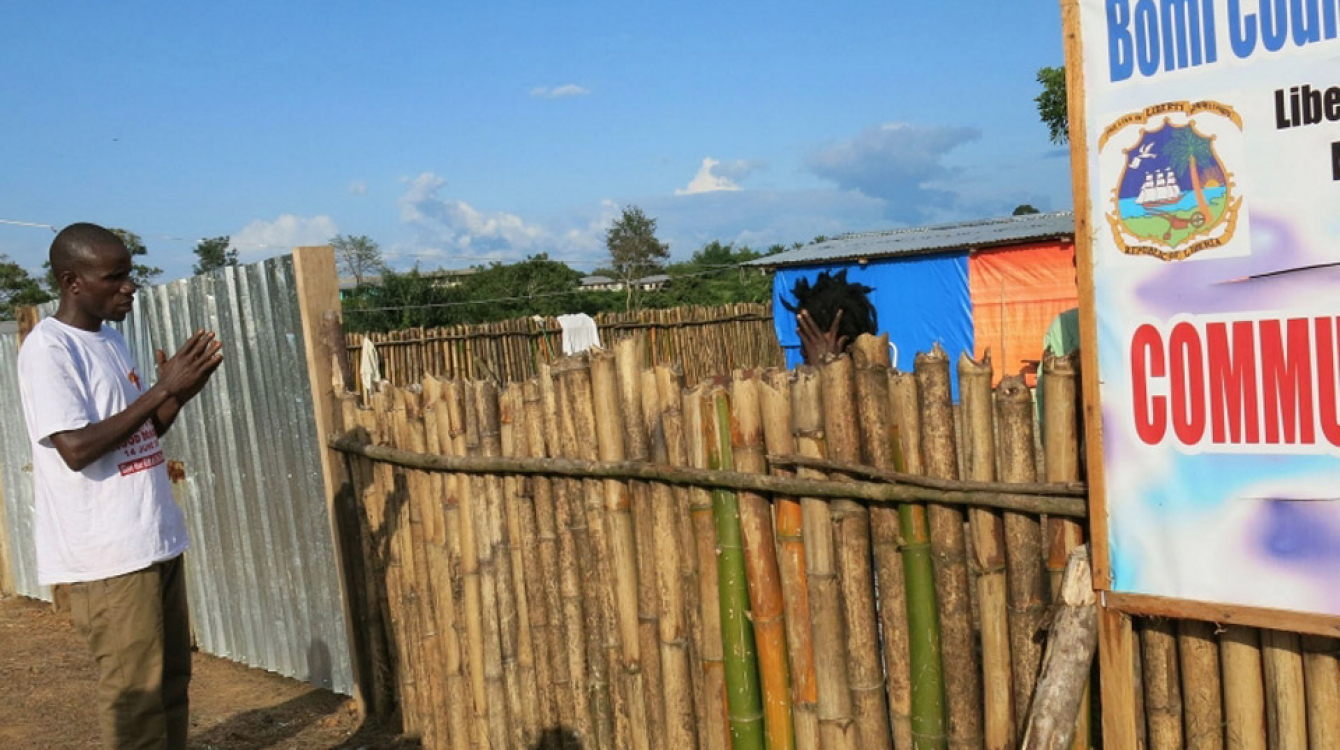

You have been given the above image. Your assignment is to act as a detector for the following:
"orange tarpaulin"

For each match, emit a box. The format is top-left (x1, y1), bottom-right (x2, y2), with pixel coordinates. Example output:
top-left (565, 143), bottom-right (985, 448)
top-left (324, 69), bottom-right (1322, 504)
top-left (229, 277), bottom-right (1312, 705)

top-left (968, 241), bottom-right (1077, 385)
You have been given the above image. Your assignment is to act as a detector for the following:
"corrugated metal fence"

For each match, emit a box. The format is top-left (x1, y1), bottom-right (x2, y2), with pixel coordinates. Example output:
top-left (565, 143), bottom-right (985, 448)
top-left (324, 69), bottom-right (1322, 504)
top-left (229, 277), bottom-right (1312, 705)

top-left (0, 255), bottom-right (353, 694)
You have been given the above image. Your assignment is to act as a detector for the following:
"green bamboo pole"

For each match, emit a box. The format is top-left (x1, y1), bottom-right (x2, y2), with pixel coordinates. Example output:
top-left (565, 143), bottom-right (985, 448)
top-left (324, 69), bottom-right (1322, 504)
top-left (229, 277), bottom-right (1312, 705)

top-left (888, 371), bottom-right (948, 750)
top-left (914, 345), bottom-right (983, 750)
top-left (707, 386), bottom-right (766, 750)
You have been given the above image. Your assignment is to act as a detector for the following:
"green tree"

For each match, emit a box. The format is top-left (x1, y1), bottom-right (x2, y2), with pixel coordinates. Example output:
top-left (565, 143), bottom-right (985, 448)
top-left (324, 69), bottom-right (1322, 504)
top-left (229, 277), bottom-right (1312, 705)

top-left (648, 241), bottom-right (773, 308)
top-left (1166, 128), bottom-right (1216, 225)
top-left (44, 226), bottom-right (161, 291)
top-left (0, 256), bottom-right (53, 320)
top-left (1036, 65), bottom-right (1069, 145)
top-left (605, 205), bottom-right (669, 310)
top-left (1013, 204), bottom-right (1041, 215)
top-left (192, 236), bottom-right (238, 275)
top-left (331, 234), bottom-right (386, 288)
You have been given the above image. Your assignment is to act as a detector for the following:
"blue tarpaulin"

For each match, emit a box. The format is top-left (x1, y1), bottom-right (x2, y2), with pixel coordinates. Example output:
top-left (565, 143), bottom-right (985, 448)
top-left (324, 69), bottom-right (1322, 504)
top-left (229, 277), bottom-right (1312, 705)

top-left (772, 253), bottom-right (973, 397)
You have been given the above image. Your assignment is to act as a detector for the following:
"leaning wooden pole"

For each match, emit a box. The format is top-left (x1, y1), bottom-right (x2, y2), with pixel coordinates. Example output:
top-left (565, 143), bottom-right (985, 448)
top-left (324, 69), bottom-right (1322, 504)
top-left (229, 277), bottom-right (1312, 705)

top-left (1021, 546), bottom-right (1098, 750)
top-left (730, 370), bottom-right (796, 750)
top-left (759, 369), bottom-right (821, 750)
top-left (817, 352), bottom-right (893, 750)
top-left (791, 367), bottom-right (859, 750)
top-left (994, 376), bottom-right (1048, 730)
top-left (639, 368), bottom-right (698, 750)
top-left (915, 345), bottom-right (984, 750)
top-left (851, 335), bottom-right (913, 750)
top-left (958, 352), bottom-right (1016, 750)
top-left (589, 348), bottom-right (653, 750)
top-left (887, 370), bottom-right (948, 750)
top-left (706, 385), bottom-right (766, 750)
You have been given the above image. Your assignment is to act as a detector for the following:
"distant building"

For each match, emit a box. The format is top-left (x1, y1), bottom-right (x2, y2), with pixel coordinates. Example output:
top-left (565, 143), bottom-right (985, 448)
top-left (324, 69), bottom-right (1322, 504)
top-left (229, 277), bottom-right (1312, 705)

top-left (747, 210), bottom-right (1077, 388)
top-left (338, 267), bottom-right (479, 299)
top-left (579, 274), bottom-right (671, 292)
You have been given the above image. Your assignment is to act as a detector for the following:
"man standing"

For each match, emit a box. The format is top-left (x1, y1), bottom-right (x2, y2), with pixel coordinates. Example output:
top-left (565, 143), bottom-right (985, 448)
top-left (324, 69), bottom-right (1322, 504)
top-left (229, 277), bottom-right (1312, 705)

top-left (18, 223), bottom-right (223, 750)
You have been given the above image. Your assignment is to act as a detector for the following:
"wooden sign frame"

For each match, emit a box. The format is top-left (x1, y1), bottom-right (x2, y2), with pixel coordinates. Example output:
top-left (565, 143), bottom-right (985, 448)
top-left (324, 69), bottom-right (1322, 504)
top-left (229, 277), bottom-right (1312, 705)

top-left (1059, 0), bottom-right (1340, 742)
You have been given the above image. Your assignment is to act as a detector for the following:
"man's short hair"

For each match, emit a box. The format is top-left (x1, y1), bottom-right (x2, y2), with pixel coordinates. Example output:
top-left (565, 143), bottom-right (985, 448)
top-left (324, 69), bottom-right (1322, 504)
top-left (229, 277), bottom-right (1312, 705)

top-left (50, 223), bottom-right (125, 278)
top-left (782, 269), bottom-right (878, 344)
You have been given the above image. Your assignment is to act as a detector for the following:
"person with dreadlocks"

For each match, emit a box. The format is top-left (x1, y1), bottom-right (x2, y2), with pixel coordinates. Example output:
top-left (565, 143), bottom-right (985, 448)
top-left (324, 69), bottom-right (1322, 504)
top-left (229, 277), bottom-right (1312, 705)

top-left (781, 269), bottom-right (879, 365)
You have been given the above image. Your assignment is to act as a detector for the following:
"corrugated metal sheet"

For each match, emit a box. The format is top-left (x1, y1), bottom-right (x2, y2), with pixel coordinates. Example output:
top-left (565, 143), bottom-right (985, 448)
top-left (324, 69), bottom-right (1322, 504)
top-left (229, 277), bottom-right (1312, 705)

top-left (0, 256), bottom-right (352, 694)
top-left (746, 210), bottom-right (1075, 268)
top-left (0, 334), bottom-right (40, 598)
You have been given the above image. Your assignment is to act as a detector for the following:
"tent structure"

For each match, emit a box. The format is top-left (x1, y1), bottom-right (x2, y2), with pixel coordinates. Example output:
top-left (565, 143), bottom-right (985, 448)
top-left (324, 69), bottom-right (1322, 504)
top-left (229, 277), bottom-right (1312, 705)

top-left (747, 211), bottom-right (1077, 392)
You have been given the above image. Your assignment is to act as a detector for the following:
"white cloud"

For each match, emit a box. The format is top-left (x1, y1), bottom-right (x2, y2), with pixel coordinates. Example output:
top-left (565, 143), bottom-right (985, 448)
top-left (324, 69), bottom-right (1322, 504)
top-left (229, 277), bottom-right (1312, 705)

top-left (349, 181), bottom-right (367, 195)
top-left (646, 187), bottom-right (889, 255)
top-left (675, 157), bottom-right (761, 195)
top-left (807, 122), bottom-right (980, 223)
top-left (398, 172), bottom-right (549, 262)
top-left (230, 214), bottom-right (338, 256)
top-left (530, 84), bottom-right (591, 99)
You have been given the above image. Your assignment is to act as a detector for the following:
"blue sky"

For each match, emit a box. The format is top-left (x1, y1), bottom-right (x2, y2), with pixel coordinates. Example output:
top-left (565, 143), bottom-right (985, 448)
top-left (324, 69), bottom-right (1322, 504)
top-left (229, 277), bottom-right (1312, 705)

top-left (0, 2), bottom-right (1073, 282)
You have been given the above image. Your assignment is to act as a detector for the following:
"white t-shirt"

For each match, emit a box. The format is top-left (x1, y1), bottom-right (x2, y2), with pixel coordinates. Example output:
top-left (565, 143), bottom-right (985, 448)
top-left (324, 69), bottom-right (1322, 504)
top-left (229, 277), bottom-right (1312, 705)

top-left (17, 317), bottom-right (189, 585)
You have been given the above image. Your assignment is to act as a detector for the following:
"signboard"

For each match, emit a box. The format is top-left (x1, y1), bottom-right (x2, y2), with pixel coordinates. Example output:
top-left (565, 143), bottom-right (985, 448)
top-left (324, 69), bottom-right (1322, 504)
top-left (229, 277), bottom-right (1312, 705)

top-left (1068, 0), bottom-right (1340, 625)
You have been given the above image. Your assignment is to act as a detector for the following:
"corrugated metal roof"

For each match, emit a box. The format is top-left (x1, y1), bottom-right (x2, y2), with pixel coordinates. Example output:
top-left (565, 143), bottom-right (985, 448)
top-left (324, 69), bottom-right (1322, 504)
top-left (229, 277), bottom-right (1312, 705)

top-left (746, 210), bottom-right (1074, 268)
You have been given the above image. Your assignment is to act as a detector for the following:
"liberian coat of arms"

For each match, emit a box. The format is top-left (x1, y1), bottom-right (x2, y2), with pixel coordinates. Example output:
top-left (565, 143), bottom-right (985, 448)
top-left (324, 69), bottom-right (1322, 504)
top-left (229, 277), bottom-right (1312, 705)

top-left (1102, 101), bottom-right (1244, 261)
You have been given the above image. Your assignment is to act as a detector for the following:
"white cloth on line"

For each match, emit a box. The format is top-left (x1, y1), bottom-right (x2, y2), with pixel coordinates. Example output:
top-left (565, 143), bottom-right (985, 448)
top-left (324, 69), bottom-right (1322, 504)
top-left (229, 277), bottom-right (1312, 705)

top-left (557, 313), bottom-right (601, 355)
top-left (359, 337), bottom-right (381, 395)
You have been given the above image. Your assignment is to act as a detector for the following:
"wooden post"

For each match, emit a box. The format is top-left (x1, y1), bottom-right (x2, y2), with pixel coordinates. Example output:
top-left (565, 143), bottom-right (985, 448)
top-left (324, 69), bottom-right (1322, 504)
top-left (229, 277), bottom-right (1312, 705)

top-left (730, 371), bottom-right (795, 750)
top-left (995, 376), bottom-right (1048, 729)
top-left (1178, 620), bottom-right (1224, 750)
top-left (1142, 617), bottom-right (1184, 750)
top-left (759, 369), bottom-right (820, 750)
top-left (1220, 626), bottom-right (1267, 750)
top-left (1301, 635), bottom-right (1340, 749)
top-left (791, 367), bottom-right (859, 750)
top-left (1097, 604), bottom-right (1140, 750)
top-left (1261, 630), bottom-right (1308, 750)
top-left (589, 348), bottom-right (652, 750)
top-left (817, 353), bottom-right (893, 750)
top-left (959, 352), bottom-right (1015, 750)
top-left (640, 368), bottom-right (698, 750)
top-left (293, 246), bottom-right (371, 718)
top-left (915, 345), bottom-right (984, 750)
top-left (850, 336), bottom-right (913, 750)
top-left (684, 382), bottom-right (732, 750)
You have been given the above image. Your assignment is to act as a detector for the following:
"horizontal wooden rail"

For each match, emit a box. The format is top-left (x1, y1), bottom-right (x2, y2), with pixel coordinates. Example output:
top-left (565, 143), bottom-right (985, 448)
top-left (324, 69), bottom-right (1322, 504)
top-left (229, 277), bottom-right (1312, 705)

top-left (329, 433), bottom-right (1087, 518)
top-left (768, 454), bottom-right (1088, 498)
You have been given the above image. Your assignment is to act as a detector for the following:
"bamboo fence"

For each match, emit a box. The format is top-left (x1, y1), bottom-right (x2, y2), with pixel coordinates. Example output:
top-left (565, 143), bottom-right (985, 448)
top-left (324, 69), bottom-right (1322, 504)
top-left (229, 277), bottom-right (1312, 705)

top-left (346, 303), bottom-right (783, 390)
top-left (328, 336), bottom-right (1340, 750)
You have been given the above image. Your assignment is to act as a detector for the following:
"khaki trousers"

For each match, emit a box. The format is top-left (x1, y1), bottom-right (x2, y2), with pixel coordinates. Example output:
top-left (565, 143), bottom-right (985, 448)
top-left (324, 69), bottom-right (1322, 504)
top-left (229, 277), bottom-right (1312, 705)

top-left (67, 556), bottom-right (191, 750)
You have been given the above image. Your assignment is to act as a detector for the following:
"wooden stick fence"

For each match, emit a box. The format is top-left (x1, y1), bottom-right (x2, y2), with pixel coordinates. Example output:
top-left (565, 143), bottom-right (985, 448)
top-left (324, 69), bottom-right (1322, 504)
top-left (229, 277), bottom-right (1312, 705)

top-left (328, 335), bottom-right (1340, 750)
top-left (346, 303), bottom-right (784, 390)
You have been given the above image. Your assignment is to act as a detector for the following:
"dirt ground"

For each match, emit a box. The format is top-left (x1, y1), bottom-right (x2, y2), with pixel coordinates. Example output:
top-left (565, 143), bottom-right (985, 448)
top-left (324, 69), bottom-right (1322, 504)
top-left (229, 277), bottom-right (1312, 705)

top-left (0, 593), bottom-right (419, 750)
